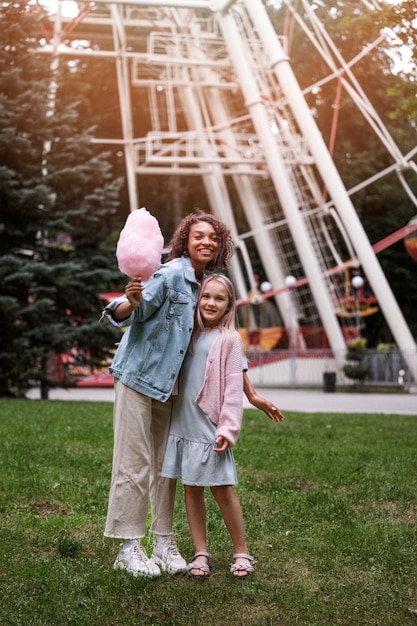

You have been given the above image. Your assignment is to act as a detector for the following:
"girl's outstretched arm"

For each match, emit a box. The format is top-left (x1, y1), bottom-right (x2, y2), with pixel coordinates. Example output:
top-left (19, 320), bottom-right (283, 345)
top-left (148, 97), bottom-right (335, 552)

top-left (243, 372), bottom-right (284, 422)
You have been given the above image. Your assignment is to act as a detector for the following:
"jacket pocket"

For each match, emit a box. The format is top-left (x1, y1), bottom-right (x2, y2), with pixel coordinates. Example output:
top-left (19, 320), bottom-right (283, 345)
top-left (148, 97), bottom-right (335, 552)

top-left (166, 290), bottom-right (190, 317)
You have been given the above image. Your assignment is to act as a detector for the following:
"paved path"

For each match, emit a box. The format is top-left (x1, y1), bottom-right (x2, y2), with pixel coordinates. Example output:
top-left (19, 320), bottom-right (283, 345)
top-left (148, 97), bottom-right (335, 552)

top-left (26, 386), bottom-right (416, 415)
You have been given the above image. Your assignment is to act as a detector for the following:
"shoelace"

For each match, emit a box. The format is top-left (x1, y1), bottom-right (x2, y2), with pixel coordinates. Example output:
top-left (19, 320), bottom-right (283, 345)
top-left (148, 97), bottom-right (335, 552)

top-left (132, 543), bottom-right (149, 561)
top-left (158, 537), bottom-right (179, 555)
top-left (168, 541), bottom-right (180, 555)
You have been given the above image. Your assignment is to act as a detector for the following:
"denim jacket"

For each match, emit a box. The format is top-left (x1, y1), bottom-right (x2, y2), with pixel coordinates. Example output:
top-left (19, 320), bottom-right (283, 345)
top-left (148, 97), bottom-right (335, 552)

top-left (102, 256), bottom-right (201, 401)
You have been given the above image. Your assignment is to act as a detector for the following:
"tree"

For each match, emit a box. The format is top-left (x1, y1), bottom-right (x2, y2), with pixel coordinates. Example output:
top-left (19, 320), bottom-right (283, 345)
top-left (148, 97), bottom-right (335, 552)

top-left (0, 2), bottom-right (124, 398)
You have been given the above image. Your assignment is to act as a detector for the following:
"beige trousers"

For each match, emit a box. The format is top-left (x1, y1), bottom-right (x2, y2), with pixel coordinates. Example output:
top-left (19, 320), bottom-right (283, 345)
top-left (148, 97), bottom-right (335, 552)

top-left (104, 381), bottom-right (176, 539)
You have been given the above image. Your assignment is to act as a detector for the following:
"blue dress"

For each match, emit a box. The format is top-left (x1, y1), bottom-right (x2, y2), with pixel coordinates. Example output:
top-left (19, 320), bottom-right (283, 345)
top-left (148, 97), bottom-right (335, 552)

top-left (161, 330), bottom-right (238, 487)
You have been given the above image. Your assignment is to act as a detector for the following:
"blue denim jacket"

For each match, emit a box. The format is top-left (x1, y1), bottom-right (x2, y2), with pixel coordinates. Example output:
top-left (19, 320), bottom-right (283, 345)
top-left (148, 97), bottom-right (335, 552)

top-left (103, 256), bottom-right (200, 401)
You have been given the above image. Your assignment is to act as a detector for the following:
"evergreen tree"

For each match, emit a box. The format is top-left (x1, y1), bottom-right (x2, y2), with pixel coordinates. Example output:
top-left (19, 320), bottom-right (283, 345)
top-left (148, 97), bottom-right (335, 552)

top-left (0, 2), bottom-right (124, 398)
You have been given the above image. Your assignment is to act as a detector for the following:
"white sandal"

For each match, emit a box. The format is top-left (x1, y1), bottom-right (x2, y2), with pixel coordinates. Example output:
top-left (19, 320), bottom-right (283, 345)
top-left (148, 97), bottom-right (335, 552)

top-left (187, 551), bottom-right (211, 578)
top-left (230, 553), bottom-right (255, 580)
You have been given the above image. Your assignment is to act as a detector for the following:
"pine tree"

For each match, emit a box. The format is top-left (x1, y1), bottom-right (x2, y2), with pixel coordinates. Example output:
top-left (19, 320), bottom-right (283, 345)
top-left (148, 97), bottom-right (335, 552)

top-left (0, 2), bottom-right (123, 398)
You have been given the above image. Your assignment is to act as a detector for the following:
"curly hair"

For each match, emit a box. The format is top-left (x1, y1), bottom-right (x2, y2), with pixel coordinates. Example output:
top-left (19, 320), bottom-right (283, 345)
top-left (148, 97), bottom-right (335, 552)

top-left (168, 209), bottom-right (234, 270)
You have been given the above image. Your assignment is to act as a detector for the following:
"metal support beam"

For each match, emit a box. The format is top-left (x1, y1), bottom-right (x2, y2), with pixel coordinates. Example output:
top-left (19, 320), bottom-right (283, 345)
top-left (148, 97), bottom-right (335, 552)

top-left (87, 0), bottom-right (213, 7)
top-left (244, 0), bottom-right (417, 377)
top-left (217, 9), bottom-right (347, 363)
top-left (110, 4), bottom-right (138, 211)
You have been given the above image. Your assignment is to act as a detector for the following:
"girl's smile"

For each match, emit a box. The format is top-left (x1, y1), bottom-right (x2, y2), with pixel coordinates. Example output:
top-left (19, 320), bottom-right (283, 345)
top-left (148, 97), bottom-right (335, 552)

top-left (199, 280), bottom-right (230, 328)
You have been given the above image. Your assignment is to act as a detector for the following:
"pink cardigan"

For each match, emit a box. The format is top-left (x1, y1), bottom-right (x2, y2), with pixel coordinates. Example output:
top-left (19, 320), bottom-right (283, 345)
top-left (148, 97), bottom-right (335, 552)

top-left (196, 330), bottom-right (244, 447)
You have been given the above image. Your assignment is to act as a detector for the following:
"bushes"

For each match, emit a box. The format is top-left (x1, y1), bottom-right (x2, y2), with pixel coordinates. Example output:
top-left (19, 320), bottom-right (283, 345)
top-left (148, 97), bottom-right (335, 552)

top-left (343, 338), bottom-right (370, 383)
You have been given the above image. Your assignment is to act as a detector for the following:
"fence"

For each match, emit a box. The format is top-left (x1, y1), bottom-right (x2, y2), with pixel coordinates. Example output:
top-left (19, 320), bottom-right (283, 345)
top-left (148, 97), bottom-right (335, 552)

top-left (246, 349), bottom-right (417, 389)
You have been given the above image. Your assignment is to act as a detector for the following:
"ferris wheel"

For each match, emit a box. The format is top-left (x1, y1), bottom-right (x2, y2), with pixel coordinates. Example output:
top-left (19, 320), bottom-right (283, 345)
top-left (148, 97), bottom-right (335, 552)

top-left (36, 0), bottom-right (417, 378)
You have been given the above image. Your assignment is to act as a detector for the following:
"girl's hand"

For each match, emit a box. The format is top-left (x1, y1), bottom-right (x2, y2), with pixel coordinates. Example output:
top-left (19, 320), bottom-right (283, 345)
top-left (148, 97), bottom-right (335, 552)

top-left (250, 393), bottom-right (284, 422)
top-left (213, 436), bottom-right (229, 452)
top-left (243, 372), bottom-right (284, 422)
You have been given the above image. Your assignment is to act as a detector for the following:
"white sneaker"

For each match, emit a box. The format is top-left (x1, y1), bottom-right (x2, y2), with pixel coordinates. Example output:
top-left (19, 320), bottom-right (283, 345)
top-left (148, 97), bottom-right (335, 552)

top-left (151, 535), bottom-right (187, 574)
top-left (113, 540), bottom-right (161, 578)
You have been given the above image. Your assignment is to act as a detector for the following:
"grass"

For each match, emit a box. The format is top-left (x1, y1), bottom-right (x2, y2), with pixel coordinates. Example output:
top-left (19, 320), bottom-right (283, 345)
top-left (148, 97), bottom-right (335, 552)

top-left (1, 399), bottom-right (417, 626)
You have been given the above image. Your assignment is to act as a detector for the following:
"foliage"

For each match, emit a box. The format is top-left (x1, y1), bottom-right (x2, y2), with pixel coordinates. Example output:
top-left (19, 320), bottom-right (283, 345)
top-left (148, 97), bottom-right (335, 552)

top-left (0, 2), bottom-right (124, 398)
top-left (343, 338), bottom-right (370, 382)
top-left (377, 342), bottom-right (398, 352)
top-left (342, 363), bottom-right (370, 382)
top-left (1, 399), bottom-right (417, 625)
top-left (345, 337), bottom-right (368, 355)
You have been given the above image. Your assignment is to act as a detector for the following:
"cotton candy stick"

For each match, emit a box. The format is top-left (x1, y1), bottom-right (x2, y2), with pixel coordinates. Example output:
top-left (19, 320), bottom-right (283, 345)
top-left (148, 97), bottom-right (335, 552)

top-left (116, 207), bottom-right (164, 280)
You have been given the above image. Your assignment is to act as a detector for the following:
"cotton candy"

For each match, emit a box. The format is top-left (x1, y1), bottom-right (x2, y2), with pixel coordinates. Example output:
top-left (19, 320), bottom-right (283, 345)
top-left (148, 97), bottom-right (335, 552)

top-left (116, 207), bottom-right (164, 280)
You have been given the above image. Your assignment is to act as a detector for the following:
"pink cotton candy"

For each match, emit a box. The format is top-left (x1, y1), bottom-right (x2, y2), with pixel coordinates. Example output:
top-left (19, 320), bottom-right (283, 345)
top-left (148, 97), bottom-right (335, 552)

top-left (116, 208), bottom-right (164, 280)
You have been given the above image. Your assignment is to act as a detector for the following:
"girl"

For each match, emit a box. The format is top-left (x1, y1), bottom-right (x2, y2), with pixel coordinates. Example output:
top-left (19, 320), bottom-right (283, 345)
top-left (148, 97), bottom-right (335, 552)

top-left (161, 274), bottom-right (255, 579)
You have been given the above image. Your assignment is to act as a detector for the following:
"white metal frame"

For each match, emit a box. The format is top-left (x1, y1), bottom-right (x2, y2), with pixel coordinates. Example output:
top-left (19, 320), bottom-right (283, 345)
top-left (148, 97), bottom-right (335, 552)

top-left (37, 0), bottom-right (417, 379)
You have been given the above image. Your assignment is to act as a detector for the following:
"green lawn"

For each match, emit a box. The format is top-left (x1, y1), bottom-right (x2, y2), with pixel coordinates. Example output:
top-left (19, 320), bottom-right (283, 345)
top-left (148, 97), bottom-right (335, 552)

top-left (1, 398), bottom-right (416, 625)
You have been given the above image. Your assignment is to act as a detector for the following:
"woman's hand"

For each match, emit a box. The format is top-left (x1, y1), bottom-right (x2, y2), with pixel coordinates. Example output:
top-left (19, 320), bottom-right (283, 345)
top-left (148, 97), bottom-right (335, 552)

top-left (125, 277), bottom-right (144, 309)
top-left (114, 277), bottom-right (144, 321)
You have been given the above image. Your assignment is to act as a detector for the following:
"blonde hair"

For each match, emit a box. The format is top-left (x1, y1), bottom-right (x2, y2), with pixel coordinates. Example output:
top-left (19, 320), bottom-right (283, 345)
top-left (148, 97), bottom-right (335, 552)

top-left (195, 274), bottom-right (237, 333)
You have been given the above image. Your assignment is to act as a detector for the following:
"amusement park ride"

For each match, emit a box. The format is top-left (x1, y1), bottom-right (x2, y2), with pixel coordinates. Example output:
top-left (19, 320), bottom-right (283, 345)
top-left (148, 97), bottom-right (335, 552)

top-left (34, 0), bottom-right (417, 379)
